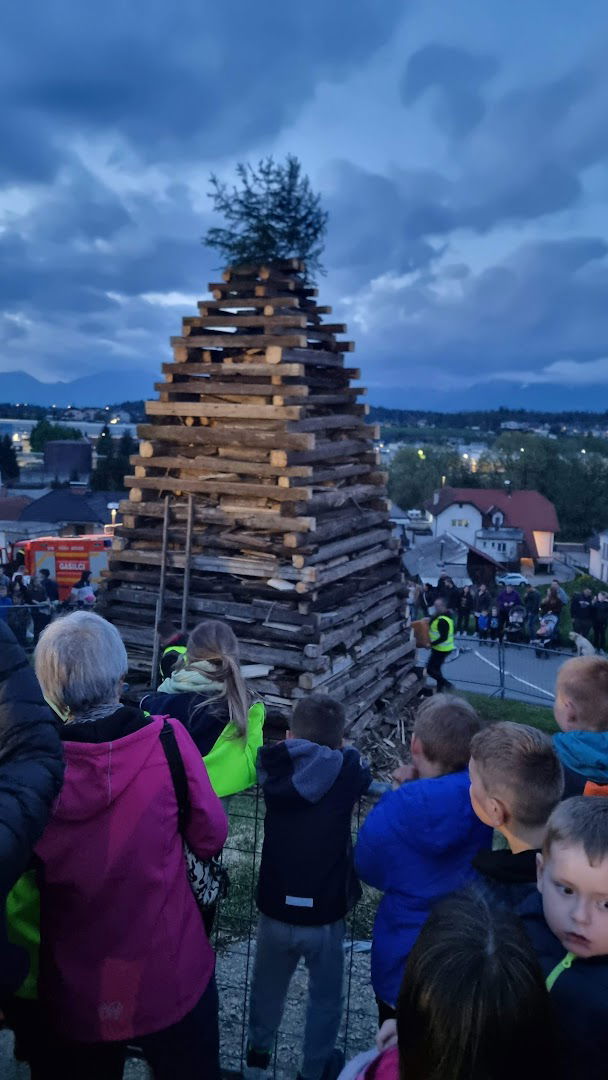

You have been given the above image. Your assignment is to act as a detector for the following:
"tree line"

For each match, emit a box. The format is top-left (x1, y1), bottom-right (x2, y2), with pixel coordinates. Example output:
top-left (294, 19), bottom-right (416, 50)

top-left (388, 433), bottom-right (608, 542)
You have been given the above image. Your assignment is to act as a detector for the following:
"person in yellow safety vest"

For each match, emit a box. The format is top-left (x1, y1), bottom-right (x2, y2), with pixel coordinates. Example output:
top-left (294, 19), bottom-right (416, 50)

top-left (427, 596), bottom-right (455, 692)
top-left (158, 619), bottom-right (188, 681)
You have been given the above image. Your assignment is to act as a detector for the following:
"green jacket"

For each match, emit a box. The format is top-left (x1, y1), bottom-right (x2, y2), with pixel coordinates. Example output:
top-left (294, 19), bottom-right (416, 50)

top-left (204, 701), bottom-right (265, 798)
top-left (6, 870), bottom-right (39, 1000)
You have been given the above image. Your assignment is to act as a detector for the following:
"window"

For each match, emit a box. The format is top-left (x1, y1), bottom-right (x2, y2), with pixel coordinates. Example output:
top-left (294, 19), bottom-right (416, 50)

top-left (451, 518), bottom-right (470, 528)
top-left (497, 542), bottom-right (506, 552)
top-left (602, 542), bottom-right (608, 561)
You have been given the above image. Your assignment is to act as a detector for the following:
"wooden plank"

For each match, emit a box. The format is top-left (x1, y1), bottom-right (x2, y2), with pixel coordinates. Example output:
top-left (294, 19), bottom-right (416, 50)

top-left (298, 547), bottom-right (396, 592)
top-left (287, 415), bottom-right (370, 433)
top-left (145, 401), bottom-right (303, 420)
top-left (266, 347), bottom-right (345, 369)
top-left (317, 582), bottom-right (399, 628)
top-left (292, 528), bottom-right (393, 568)
top-left (162, 361), bottom-right (306, 378)
top-left (306, 485), bottom-right (388, 512)
top-left (156, 380), bottom-right (310, 399)
top-left (107, 586), bottom-right (318, 628)
top-left (283, 510), bottom-right (388, 549)
top-left (124, 474), bottom-right (312, 501)
top-left (171, 333), bottom-right (308, 349)
top-left (199, 297), bottom-right (300, 312)
top-left (130, 453), bottom-right (313, 479)
top-left (270, 439), bottom-right (374, 467)
top-left (184, 314), bottom-right (307, 329)
top-left (111, 547), bottom-right (302, 580)
top-left (137, 423), bottom-right (315, 451)
top-left (120, 499), bottom-right (316, 532)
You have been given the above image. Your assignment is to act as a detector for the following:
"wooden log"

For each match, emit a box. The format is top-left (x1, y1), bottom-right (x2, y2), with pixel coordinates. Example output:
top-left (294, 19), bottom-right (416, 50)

top-left (287, 415), bottom-right (373, 434)
top-left (162, 361), bottom-right (307, 378)
top-left (124, 474), bottom-right (312, 501)
top-left (306, 485), bottom-right (388, 512)
top-left (266, 347), bottom-right (345, 369)
top-left (119, 499), bottom-right (316, 532)
top-left (111, 548), bottom-right (306, 581)
top-left (297, 547), bottom-right (396, 593)
top-left (156, 380), bottom-right (310, 399)
top-left (270, 440), bottom-right (374, 467)
top-left (198, 296), bottom-right (300, 312)
top-left (292, 528), bottom-right (394, 568)
top-left (137, 424), bottom-right (315, 451)
top-left (106, 586), bottom-right (318, 627)
top-left (130, 453), bottom-right (313, 479)
top-left (184, 314), bottom-right (307, 329)
top-left (171, 333), bottom-right (308, 350)
top-left (145, 401), bottom-right (303, 421)
top-left (283, 510), bottom-right (388, 548)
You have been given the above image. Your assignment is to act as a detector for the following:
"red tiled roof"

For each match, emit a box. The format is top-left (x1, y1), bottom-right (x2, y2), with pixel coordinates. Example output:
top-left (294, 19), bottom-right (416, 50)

top-left (428, 487), bottom-right (559, 560)
top-left (0, 496), bottom-right (32, 521)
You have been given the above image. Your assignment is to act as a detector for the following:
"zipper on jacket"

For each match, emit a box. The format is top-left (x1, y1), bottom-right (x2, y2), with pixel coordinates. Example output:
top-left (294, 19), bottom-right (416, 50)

top-left (545, 951), bottom-right (576, 991)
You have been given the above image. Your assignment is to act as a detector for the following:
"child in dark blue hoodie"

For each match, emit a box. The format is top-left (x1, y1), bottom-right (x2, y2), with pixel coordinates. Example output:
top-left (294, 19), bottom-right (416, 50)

top-left (246, 694), bottom-right (371, 1080)
top-left (553, 656), bottom-right (608, 795)
top-left (355, 694), bottom-right (492, 1023)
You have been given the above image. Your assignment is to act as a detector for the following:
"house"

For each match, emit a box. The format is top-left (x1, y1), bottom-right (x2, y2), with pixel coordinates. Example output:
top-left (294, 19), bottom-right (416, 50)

top-left (428, 487), bottom-right (559, 571)
top-left (19, 489), bottom-right (124, 536)
top-left (403, 532), bottom-right (503, 588)
top-left (589, 532), bottom-right (608, 583)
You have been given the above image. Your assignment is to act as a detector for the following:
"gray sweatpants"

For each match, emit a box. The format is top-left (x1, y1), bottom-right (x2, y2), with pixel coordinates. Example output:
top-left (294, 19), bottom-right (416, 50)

top-left (248, 913), bottom-right (345, 1080)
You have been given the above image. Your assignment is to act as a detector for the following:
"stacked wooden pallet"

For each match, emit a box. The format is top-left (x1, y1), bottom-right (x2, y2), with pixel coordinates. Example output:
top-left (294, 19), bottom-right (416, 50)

top-left (104, 260), bottom-right (417, 725)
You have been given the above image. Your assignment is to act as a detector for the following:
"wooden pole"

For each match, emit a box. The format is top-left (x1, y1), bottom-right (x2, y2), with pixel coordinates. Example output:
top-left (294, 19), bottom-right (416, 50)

top-left (181, 494), bottom-right (194, 634)
top-left (150, 495), bottom-right (170, 688)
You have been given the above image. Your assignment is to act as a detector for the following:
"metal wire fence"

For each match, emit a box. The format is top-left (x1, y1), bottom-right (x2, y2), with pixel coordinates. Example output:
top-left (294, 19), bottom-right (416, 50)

top-left (443, 634), bottom-right (577, 705)
top-left (208, 791), bottom-right (379, 1079)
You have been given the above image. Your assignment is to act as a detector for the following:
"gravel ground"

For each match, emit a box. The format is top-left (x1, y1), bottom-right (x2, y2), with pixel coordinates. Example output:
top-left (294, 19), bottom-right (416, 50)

top-left (0, 938), bottom-right (378, 1079)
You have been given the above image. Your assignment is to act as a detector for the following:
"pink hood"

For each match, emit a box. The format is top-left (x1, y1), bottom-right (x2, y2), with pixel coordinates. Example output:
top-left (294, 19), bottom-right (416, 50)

top-left (36, 712), bottom-right (227, 1042)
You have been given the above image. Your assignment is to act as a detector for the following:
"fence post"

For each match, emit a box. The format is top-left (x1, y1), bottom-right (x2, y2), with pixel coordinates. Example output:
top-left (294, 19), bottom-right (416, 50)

top-left (498, 640), bottom-right (506, 698)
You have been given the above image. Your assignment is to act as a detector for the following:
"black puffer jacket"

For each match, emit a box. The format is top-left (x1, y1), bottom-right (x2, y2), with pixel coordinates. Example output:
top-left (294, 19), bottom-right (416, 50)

top-left (0, 622), bottom-right (64, 996)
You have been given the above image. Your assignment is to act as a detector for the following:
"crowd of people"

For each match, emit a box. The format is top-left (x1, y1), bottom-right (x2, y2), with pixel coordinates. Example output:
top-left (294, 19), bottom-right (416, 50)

top-left (0, 610), bottom-right (607, 1079)
top-left (0, 561), bottom-right (96, 648)
top-left (408, 574), bottom-right (608, 652)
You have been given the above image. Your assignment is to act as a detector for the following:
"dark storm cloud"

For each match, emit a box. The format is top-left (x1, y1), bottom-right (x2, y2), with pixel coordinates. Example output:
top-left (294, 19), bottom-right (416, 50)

top-left (401, 44), bottom-right (498, 137)
top-left (1, 0), bottom-right (406, 181)
top-left (347, 237), bottom-right (608, 390)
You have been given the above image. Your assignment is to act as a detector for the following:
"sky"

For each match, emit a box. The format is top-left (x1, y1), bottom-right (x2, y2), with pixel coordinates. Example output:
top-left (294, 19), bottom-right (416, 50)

top-left (2, 0), bottom-right (608, 410)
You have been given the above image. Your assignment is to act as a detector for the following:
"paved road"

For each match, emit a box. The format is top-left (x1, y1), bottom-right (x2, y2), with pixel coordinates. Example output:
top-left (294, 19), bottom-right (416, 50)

top-left (420, 637), bottom-right (572, 707)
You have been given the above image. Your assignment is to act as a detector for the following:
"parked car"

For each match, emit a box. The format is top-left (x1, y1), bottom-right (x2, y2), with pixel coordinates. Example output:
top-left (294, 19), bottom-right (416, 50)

top-left (496, 572), bottom-right (529, 587)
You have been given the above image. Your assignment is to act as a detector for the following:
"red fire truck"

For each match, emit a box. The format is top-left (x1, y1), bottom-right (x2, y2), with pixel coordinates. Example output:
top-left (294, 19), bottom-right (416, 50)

top-left (19, 535), bottom-right (112, 601)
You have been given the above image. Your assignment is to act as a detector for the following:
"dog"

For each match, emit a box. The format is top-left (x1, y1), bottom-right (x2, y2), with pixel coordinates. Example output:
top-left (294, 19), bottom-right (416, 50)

top-left (569, 631), bottom-right (595, 657)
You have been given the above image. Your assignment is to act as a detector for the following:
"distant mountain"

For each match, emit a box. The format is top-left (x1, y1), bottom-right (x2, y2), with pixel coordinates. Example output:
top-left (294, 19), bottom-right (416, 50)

top-left (0, 370), bottom-right (155, 407)
top-left (366, 381), bottom-right (608, 413)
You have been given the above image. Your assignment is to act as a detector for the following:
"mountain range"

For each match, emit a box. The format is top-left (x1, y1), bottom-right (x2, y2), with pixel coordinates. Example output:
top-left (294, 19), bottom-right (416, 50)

top-left (0, 370), bottom-right (155, 407)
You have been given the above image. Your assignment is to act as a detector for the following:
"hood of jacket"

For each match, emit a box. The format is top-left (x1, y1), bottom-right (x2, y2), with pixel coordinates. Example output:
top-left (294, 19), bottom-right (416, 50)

top-left (554, 731), bottom-right (608, 784)
top-left (54, 706), bottom-right (162, 823)
top-left (258, 739), bottom-right (352, 804)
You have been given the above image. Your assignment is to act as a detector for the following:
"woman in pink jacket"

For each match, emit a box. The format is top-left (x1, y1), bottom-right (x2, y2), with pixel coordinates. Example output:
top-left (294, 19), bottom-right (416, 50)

top-left (33, 611), bottom-right (228, 1080)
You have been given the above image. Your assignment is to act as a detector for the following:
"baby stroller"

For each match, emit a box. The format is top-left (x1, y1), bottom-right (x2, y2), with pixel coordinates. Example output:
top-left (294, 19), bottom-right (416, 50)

top-left (503, 604), bottom-right (526, 644)
top-left (532, 613), bottom-right (558, 658)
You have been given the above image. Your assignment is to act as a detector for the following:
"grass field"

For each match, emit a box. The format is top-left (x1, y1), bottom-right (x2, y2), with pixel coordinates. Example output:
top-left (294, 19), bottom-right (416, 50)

top-left (462, 691), bottom-right (558, 733)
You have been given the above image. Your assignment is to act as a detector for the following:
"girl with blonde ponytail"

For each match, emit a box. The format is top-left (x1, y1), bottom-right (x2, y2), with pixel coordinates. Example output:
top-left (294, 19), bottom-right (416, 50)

top-left (142, 619), bottom-right (265, 798)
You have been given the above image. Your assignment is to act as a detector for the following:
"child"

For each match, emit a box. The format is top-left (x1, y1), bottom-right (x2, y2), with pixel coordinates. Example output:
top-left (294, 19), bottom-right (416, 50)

top-left (518, 797), bottom-right (608, 1078)
top-left (355, 694), bottom-right (491, 1022)
top-left (339, 889), bottom-right (559, 1080)
top-left (553, 655), bottom-right (608, 795)
top-left (469, 722), bottom-right (564, 906)
top-left (476, 607), bottom-right (489, 642)
top-left (489, 604), bottom-right (500, 644)
top-left (246, 694), bottom-right (371, 1080)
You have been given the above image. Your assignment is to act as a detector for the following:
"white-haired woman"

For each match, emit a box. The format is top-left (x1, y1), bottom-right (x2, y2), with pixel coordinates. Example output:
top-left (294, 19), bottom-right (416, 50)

top-left (32, 611), bottom-right (227, 1080)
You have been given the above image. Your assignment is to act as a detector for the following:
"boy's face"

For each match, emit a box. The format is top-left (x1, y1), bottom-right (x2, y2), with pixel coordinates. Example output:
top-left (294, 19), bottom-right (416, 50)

top-left (537, 842), bottom-right (608, 957)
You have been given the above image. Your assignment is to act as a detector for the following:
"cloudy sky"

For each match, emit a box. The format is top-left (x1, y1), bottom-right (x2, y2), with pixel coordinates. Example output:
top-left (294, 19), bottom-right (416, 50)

top-left (2, 0), bottom-right (608, 410)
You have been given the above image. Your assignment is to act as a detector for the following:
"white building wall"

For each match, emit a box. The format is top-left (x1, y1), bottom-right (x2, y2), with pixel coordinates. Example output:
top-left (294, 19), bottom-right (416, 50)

top-left (590, 531), bottom-right (608, 582)
top-left (433, 505), bottom-right (482, 546)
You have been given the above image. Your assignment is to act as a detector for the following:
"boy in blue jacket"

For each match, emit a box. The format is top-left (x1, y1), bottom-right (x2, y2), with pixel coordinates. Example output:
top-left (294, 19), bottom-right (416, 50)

top-left (355, 693), bottom-right (491, 1022)
top-left (518, 796), bottom-right (608, 1079)
top-left (246, 694), bottom-right (371, 1080)
top-left (553, 656), bottom-right (608, 795)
